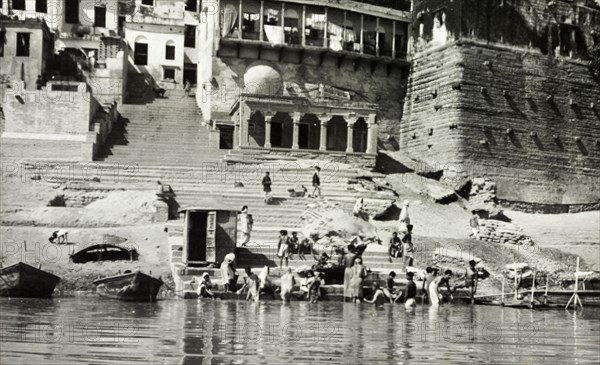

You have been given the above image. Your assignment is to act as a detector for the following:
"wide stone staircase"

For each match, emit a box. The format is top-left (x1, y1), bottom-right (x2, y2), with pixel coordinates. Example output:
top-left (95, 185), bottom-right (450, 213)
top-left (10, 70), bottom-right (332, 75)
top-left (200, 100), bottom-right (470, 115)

top-left (2, 90), bottom-right (408, 286)
top-left (96, 90), bottom-right (222, 165)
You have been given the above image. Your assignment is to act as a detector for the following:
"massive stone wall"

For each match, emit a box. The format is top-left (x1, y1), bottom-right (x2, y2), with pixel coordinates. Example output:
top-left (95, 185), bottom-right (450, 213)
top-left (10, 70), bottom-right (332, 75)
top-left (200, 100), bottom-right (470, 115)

top-left (403, 0), bottom-right (600, 207)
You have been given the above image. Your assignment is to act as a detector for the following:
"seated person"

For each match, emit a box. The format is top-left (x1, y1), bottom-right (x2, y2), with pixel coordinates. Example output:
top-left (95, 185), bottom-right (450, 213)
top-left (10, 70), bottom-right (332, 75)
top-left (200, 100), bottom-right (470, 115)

top-left (388, 232), bottom-right (402, 259)
top-left (316, 253), bottom-right (331, 268)
top-left (197, 273), bottom-right (215, 298)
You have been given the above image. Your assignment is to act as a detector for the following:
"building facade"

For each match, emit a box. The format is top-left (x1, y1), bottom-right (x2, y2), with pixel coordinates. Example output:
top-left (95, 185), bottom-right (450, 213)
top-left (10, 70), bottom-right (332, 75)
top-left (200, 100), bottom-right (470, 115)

top-left (124, 0), bottom-right (202, 91)
top-left (403, 0), bottom-right (600, 209)
top-left (0, 17), bottom-right (54, 90)
top-left (197, 0), bottom-right (412, 164)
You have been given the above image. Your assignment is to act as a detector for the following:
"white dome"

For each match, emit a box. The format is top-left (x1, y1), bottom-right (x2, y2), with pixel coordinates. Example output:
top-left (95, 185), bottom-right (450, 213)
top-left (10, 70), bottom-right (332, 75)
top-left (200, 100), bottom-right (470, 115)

top-left (243, 64), bottom-right (282, 95)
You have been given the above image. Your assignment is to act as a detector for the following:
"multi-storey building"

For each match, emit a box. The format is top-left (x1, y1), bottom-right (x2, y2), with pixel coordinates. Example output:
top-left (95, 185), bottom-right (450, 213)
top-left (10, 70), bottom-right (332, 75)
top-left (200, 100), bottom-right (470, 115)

top-left (197, 0), bottom-right (412, 163)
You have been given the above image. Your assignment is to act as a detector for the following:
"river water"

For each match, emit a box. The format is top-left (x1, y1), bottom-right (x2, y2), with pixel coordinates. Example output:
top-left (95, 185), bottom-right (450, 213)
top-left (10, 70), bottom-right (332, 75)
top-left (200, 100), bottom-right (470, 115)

top-left (0, 298), bottom-right (599, 364)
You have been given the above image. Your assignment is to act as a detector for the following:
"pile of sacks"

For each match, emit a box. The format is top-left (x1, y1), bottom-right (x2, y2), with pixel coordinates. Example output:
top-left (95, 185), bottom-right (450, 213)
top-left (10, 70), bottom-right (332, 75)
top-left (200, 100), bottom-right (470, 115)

top-left (301, 200), bottom-right (379, 247)
top-left (478, 220), bottom-right (535, 246)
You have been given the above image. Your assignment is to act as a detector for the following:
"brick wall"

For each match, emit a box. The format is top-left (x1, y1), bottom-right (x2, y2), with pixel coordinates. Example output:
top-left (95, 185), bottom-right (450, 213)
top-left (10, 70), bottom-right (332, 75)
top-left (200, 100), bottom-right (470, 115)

top-left (403, 0), bottom-right (600, 206)
top-left (3, 82), bottom-right (93, 135)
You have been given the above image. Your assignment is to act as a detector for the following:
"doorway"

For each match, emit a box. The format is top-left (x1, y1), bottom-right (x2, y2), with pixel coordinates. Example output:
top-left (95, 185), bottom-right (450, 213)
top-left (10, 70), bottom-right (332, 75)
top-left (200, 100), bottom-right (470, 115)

top-left (271, 121), bottom-right (283, 147)
top-left (187, 211), bottom-right (207, 264)
top-left (298, 123), bottom-right (309, 149)
top-left (183, 64), bottom-right (198, 85)
top-left (219, 125), bottom-right (234, 149)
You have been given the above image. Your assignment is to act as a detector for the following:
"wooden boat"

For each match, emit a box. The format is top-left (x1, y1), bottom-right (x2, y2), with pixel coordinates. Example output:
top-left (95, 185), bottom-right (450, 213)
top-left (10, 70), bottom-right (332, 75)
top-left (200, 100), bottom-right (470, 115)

top-left (93, 271), bottom-right (163, 302)
top-left (0, 262), bottom-right (60, 298)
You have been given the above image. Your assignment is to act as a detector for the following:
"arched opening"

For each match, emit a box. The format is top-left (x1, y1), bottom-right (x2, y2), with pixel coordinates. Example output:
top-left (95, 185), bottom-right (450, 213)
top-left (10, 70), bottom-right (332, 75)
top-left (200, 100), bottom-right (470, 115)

top-left (165, 40), bottom-right (176, 60)
top-left (353, 117), bottom-right (368, 153)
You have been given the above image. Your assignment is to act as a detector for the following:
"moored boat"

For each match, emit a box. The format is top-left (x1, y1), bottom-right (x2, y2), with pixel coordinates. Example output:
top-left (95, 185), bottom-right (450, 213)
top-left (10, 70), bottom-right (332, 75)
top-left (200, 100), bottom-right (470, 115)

top-left (0, 262), bottom-right (61, 298)
top-left (93, 271), bottom-right (163, 302)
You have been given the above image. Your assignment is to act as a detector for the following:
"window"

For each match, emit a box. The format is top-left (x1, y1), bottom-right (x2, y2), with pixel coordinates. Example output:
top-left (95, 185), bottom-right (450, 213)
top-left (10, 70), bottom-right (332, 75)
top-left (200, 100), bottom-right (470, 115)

top-left (186, 0), bottom-right (197, 12)
top-left (134, 42), bottom-right (148, 65)
top-left (12, 0), bottom-right (25, 10)
top-left (94, 6), bottom-right (106, 27)
top-left (141, 0), bottom-right (153, 5)
top-left (36, 0), bottom-right (48, 13)
top-left (184, 25), bottom-right (196, 47)
top-left (242, 12), bottom-right (260, 39)
top-left (0, 32), bottom-right (4, 57)
top-left (16, 33), bottom-right (30, 57)
top-left (165, 43), bottom-right (175, 60)
top-left (65, 0), bottom-right (79, 24)
top-left (164, 68), bottom-right (175, 80)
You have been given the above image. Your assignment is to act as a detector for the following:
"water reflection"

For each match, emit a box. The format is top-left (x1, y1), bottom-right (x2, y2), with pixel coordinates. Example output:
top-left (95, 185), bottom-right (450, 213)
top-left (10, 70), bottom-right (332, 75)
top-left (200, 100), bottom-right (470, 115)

top-left (1, 298), bottom-right (599, 364)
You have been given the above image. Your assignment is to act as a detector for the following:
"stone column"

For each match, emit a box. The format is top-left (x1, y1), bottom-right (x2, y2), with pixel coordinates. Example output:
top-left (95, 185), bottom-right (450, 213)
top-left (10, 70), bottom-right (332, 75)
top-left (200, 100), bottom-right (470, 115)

top-left (292, 112), bottom-right (301, 150)
top-left (318, 115), bottom-right (330, 151)
top-left (264, 113), bottom-right (272, 148)
top-left (346, 119), bottom-right (356, 153)
top-left (238, 106), bottom-right (249, 147)
top-left (366, 113), bottom-right (378, 154)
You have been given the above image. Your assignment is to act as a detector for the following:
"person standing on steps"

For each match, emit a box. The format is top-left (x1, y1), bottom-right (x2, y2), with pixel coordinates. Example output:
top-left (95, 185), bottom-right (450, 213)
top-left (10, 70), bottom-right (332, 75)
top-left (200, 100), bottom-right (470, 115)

top-left (310, 166), bottom-right (322, 198)
top-left (277, 230), bottom-right (290, 268)
top-left (402, 225), bottom-right (415, 272)
top-left (469, 211), bottom-right (480, 239)
top-left (184, 80), bottom-right (192, 97)
top-left (239, 206), bottom-right (253, 247)
top-left (262, 171), bottom-right (272, 204)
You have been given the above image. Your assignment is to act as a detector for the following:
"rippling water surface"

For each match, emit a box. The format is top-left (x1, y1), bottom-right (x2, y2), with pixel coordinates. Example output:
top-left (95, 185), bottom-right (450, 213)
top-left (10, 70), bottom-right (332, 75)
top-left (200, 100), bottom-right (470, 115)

top-left (1, 298), bottom-right (599, 364)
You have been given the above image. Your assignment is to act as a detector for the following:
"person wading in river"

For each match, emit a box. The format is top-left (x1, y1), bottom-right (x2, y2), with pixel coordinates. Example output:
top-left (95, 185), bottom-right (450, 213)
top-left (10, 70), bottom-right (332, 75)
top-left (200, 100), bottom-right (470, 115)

top-left (429, 270), bottom-right (453, 306)
top-left (350, 257), bottom-right (368, 303)
top-left (280, 267), bottom-right (296, 303)
top-left (401, 272), bottom-right (417, 309)
top-left (237, 267), bottom-right (260, 302)
top-left (343, 244), bottom-right (357, 301)
top-left (364, 282), bottom-right (385, 307)
top-left (453, 260), bottom-right (483, 304)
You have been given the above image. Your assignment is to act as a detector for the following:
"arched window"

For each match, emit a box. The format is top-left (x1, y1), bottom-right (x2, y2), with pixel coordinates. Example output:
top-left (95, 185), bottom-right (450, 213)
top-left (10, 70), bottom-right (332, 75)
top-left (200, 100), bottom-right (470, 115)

top-left (134, 36), bottom-right (148, 65)
top-left (165, 40), bottom-right (176, 60)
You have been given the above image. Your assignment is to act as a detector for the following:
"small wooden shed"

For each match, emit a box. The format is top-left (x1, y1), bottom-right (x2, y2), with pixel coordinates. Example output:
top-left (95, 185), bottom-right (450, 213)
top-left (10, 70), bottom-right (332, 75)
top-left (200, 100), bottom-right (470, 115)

top-left (179, 204), bottom-right (238, 267)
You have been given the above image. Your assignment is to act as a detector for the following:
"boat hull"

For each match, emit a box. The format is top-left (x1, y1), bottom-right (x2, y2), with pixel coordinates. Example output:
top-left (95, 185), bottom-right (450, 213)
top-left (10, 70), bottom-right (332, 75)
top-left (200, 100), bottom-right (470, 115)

top-left (0, 263), bottom-right (61, 298)
top-left (93, 272), bottom-right (163, 302)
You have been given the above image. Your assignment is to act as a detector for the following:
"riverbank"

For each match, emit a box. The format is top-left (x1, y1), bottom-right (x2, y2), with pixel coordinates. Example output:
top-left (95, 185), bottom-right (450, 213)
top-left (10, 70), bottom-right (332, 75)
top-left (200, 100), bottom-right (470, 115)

top-left (0, 224), bottom-right (174, 293)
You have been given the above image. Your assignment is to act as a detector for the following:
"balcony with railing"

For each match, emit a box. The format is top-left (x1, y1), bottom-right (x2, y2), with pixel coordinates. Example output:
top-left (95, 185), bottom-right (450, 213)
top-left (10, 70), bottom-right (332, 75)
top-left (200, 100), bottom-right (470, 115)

top-left (219, 0), bottom-right (410, 64)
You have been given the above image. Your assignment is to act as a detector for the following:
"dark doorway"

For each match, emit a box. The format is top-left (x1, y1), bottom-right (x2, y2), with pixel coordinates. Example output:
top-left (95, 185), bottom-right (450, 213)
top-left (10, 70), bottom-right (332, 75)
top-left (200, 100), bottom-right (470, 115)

top-left (299, 124), bottom-right (310, 149)
top-left (271, 121), bottom-right (283, 147)
top-left (219, 125), bottom-right (234, 149)
top-left (188, 211), bottom-right (208, 263)
top-left (326, 117), bottom-right (347, 151)
top-left (94, 7), bottom-right (106, 27)
top-left (183, 64), bottom-right (197, 85)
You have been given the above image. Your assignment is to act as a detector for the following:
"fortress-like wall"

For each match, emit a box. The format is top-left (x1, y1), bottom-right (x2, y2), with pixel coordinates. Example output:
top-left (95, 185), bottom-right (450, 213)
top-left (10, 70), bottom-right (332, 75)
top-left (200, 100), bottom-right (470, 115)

top-left (403, 0), bottom-right (600, 208)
